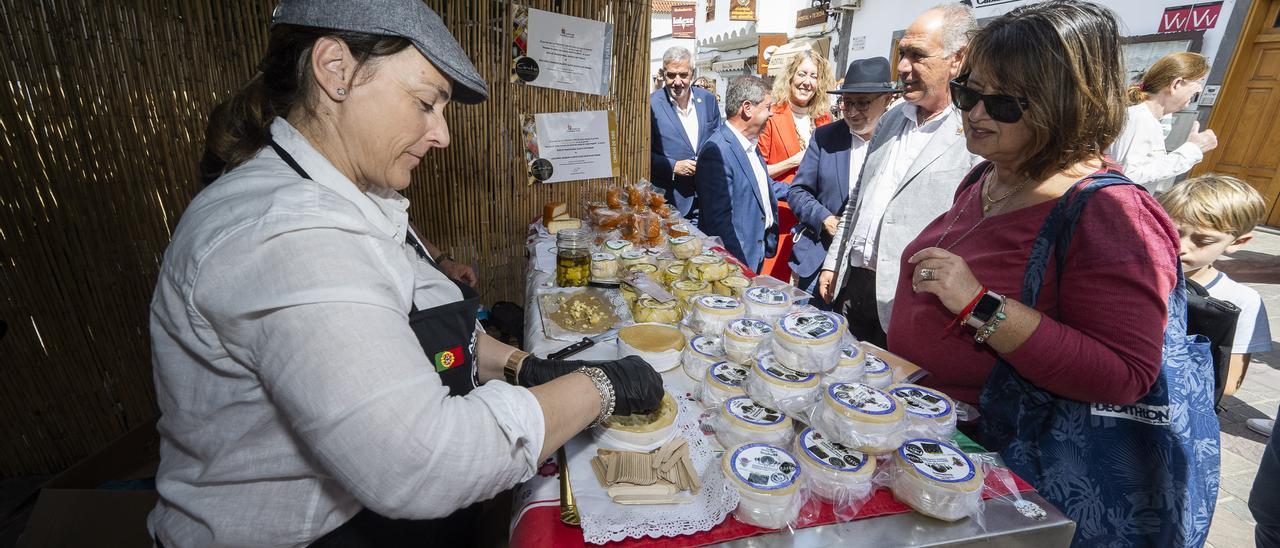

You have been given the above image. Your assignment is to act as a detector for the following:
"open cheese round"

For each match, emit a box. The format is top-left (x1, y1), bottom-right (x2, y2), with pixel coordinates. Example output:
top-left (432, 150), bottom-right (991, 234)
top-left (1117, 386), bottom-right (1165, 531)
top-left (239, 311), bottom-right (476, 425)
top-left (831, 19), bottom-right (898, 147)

top-left (891, 438), bottom-right (984, 521)
top-left (616, 323), bottom-right (686, 372)
top-left (722, 442), bottom-right (802, 529)
top-left (771, 310), bottom-right (842, 373)
top-left (594, 392), bottom-right (680, 451)
top-left (713, 275), bottom-right (750, 298)
top-left (888, 384), bottom-right (957, 439)
top-left (702, 360), bottom-right (749, 408)
top-left (633, 296), bottom-right (682, 325)
top-left (671, 279), bottom-right (711, 305)
top-left (682, 335), bottom-right (724, 380)
top-left (723, 318), bottom-right (774, 364)
top-left (816, 382), bottom-right (905, 454)
top-left (717, 396), bottom-right (794, 449)
top-left (690, 294), bottom-right (745, 337)
top-left (794, 426), bottom-right (875, 502)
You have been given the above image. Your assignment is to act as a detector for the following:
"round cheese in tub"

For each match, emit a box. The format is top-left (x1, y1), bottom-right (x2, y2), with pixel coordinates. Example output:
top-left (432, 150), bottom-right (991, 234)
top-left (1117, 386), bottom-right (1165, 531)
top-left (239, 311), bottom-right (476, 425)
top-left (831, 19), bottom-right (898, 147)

top-left (863, 353), bottom-right (893, 389)
top-left (682, 334), bottom-right (725, 380)
top-left (593, 392), bottom-right (680, 451)
top-left (690, 294), bottom-right (745, 337)
top-left (743, 286), bottom-right (792, 323)
top-left (616, 323), bottom-right (686, 372)
top-left (816, 382), bottom-right (905, 454)
top-left (619, 249), bottom-right (654, 268)
top-left (701, 360), bottom-right (749, 408)
top-left (793, 427), bottom-right (875, 502)
top-left (685, 255), bottom-right (731, 282)
top-left (662, 263), bottom-right (685, 286)
top-left (890, 438), bottom-right (984, 521)
top-left (633, 296), bottom-right (682, 325)
top-left (744, 353), bottom-right (820, 417)
top-left (671, 279), bottom-right (711, 305)
top-left (888, 384), bottom-right (957, 439)
top-left (589, 252), bottom-right (619, 281)
top-left (626, 263), bottom-right (660, 285)
top-left (669, 234), bottom-right (703, 259)
top-left (603, 239), bottom-right (633, 256)
top-left (722, 442), bottom-right (803, 530)
top-left (771, 310), bottom-right (842, 373)
top-left (723, 318), bottom-right (774, 364)
top-left (656, 254), bottom-right (686, 272)
top-left (716, 396), bottom-right (795, 449)
top-left (713, 275), bottom-right (750, 298)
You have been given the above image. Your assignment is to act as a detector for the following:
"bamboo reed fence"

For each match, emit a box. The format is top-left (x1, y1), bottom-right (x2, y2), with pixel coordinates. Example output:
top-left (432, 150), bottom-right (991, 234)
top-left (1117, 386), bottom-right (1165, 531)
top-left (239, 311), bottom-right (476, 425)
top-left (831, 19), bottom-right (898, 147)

top-left (0, 0), bottom-right (651, 477)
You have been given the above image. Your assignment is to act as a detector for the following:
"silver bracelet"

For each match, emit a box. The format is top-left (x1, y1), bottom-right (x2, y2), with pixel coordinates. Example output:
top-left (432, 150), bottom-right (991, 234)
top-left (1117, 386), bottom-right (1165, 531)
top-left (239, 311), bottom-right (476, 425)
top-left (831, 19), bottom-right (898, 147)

top-left (576, 366), bottom-right (615, 427)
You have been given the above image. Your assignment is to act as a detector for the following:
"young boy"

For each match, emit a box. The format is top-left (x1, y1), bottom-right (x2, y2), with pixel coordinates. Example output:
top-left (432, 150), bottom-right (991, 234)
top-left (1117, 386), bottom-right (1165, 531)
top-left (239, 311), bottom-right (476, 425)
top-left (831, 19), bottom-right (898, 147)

top-left (1159, 174), bottom-right (1275, 435)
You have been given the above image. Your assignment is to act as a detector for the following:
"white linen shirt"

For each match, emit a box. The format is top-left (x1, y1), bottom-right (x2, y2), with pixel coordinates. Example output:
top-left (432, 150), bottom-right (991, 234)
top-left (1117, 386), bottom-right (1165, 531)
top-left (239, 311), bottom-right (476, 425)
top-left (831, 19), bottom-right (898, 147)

top-left (847, 102), bottom-right (952, 269)
top-left (147, 118), bottom-right (545, 547)
top-left (1107, 103), bottom-right (1203, 193)
top-left (848, 126), bottom-right (871, 195)
top-left (670, 89), bottom-right (700, 150)
top-left (728, 123), bottom-right (775, 228)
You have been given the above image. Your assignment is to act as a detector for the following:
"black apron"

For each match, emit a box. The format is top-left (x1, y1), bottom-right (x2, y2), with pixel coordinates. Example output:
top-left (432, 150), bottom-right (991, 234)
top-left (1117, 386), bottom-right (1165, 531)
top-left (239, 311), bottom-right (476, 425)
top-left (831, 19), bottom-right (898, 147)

top-left (266, 139), bottom-right (487, 547)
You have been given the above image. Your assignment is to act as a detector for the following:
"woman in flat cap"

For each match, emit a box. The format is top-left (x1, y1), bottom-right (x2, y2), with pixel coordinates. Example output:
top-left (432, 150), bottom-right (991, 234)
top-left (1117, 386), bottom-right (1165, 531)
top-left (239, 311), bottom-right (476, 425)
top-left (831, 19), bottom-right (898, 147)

top-left (148, 1), bottom-right (663, 545)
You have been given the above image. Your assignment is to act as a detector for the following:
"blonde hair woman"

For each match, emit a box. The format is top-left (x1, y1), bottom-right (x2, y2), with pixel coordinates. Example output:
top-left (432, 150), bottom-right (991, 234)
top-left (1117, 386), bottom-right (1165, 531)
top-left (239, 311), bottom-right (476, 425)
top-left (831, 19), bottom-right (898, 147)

top-left (1108, 51), bottom-right (1218, 192)
top-left (757, 47), bottom-right (835, 280)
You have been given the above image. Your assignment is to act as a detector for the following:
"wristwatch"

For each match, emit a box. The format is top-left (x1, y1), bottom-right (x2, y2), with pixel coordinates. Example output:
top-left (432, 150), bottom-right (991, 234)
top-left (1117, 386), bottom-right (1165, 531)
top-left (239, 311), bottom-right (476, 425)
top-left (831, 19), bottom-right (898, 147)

top-left (965, 290), bottom-right (1006, 329)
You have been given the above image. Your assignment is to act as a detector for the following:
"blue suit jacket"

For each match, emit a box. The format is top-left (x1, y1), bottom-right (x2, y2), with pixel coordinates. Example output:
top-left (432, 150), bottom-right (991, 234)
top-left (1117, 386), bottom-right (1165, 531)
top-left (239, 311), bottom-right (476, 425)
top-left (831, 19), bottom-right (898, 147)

top-left (650, 87), bottom-right (722, 218)
top-left (694, 124), bottom-right (787, 272)
top-left (786, 122), bottom-right (855, 278)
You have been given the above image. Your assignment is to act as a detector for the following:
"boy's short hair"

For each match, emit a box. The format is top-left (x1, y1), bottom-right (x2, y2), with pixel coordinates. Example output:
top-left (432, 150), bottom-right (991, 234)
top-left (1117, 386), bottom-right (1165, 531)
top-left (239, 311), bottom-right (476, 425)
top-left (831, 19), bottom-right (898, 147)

top-left (1158, 174), bottom-right (1267, 237)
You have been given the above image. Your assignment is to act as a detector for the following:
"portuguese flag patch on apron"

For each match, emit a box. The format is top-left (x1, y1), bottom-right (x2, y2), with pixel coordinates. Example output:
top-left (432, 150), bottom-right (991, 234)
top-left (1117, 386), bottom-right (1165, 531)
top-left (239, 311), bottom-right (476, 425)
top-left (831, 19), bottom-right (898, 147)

top-left (433, 346), bottom-right (465, 372)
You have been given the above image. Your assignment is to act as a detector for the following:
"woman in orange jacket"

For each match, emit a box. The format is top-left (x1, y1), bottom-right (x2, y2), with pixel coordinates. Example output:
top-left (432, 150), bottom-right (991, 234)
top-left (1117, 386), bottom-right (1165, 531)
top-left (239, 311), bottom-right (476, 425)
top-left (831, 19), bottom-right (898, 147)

top-left (758, 47), bottom-right (835, 282)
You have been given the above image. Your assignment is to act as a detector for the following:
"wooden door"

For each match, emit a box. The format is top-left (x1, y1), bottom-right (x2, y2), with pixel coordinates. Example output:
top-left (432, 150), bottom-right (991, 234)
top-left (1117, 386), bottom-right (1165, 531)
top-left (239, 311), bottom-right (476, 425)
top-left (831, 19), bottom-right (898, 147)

top-left (1195, 0), bottom-right (1280, 226)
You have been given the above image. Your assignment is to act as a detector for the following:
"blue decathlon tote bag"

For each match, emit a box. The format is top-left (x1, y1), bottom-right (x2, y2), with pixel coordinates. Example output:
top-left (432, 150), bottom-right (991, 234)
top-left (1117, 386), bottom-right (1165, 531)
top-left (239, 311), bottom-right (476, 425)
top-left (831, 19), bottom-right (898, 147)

top-left (979, 174), bottom-right (1220, 547)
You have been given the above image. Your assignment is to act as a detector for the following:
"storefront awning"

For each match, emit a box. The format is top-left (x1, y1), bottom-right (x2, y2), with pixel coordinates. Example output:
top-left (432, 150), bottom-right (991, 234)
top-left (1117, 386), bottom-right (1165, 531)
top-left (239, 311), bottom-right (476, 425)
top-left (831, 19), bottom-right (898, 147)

top-left (711, 57), bottom-right (750, 73)
top-left (698, 23), bottom-right (757, 50)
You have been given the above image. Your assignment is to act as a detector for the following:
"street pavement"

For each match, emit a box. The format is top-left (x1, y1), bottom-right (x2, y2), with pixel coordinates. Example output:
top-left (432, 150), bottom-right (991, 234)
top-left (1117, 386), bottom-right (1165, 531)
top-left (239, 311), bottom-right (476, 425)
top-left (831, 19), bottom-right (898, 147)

top-left (1206, 226), bottom-right (1280, 548)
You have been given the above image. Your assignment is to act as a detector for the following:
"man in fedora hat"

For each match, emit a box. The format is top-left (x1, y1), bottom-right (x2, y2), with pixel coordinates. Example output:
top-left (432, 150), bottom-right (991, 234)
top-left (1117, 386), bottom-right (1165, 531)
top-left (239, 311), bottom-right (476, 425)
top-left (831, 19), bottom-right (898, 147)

top-left (787, 57), bottom-right (897, 307)
top-left (818, 5), bottom-right (982, 345)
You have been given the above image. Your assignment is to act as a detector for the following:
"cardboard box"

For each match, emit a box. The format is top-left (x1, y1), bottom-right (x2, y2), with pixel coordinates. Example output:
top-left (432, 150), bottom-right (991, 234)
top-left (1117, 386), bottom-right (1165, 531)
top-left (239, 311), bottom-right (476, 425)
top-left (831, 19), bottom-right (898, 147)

top-left (18, 416), bottom-right (160, 547)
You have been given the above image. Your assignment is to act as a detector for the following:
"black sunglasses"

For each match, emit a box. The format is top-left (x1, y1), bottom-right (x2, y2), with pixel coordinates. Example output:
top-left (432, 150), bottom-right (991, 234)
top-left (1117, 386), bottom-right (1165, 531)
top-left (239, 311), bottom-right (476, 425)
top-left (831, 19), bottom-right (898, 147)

top-left (949, 75), bottom-right (1030, 123)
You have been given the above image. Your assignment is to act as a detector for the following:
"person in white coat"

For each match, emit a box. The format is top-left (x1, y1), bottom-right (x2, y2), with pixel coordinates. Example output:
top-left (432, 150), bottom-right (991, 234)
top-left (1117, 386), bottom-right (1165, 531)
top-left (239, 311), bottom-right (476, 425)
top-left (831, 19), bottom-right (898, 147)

top-left (1108, 51), bottom-right (1218, 193)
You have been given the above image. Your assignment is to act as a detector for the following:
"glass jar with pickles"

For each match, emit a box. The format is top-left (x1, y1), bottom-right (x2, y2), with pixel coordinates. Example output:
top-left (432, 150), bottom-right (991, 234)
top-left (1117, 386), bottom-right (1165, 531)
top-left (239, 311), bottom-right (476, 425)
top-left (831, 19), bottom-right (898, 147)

top-left (555, 228), bottom-right (591, 287)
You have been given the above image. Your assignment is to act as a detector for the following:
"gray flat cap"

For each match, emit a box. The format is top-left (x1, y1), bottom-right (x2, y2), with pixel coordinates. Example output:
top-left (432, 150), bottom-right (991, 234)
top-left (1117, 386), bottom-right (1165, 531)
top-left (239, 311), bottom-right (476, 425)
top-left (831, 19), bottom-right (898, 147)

top-left (271, 0), bottom-right (489, 104)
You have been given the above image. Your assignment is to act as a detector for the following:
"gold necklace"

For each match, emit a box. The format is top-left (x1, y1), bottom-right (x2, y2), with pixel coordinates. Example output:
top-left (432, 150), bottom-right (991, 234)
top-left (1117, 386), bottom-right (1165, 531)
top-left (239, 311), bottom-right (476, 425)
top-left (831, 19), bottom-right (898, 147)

top-left (935, 170), bottom-right (1026, 251)
top-left (982, 172), bottom-right (1032, 213)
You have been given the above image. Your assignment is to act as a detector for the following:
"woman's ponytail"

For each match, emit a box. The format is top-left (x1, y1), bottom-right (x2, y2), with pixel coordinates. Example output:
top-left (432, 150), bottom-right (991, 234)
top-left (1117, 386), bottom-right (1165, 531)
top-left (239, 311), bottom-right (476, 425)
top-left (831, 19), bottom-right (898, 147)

top-left (201, 74), bottom-right (274, 185)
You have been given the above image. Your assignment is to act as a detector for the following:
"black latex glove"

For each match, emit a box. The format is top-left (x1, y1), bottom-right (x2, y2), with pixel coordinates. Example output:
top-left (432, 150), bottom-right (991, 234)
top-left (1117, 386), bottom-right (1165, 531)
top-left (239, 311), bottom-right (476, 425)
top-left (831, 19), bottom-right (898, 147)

top-left (518, 355), bottom-right (665, 417)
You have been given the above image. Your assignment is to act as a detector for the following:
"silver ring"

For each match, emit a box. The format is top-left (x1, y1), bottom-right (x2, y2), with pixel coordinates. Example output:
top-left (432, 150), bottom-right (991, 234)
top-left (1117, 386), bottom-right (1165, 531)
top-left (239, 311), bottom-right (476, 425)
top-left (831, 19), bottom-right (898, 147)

top-left (920, 268), bottom-right (936, 281)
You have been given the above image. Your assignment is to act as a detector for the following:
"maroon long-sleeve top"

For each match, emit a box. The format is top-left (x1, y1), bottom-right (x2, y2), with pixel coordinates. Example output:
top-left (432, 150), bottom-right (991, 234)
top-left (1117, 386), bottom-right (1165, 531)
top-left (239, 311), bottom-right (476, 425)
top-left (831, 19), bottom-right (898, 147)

top-left (887, 166), bottom-right (1178, 406)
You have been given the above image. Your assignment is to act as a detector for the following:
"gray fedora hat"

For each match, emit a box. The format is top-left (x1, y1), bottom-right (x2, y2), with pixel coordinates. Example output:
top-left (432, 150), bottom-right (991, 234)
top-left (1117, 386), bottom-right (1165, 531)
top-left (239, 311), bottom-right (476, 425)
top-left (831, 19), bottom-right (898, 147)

top-left (829, 57), bottom-right (898, 94)
top-left (271, 0), bottom-right (489, 104)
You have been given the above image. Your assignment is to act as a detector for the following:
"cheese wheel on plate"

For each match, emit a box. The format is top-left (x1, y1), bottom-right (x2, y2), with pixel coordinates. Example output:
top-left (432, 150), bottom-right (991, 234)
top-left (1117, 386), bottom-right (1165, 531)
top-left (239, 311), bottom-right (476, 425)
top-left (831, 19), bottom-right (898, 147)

top-left (593, 392), bottom-right (680, 451)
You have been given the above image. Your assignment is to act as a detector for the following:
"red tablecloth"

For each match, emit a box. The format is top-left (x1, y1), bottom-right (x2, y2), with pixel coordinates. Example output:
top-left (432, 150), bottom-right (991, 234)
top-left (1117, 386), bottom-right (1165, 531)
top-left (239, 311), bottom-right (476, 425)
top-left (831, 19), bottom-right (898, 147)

top-left (510, 469), bottom-right (1035, 548)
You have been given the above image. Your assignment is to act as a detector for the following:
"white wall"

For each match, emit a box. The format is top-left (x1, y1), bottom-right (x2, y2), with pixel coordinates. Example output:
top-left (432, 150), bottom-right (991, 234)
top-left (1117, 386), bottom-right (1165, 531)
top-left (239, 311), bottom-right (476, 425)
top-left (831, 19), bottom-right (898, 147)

top-left (839, 0), bottom-right (1239, 73)
top-left (650, 12), bottom-right (698, 77)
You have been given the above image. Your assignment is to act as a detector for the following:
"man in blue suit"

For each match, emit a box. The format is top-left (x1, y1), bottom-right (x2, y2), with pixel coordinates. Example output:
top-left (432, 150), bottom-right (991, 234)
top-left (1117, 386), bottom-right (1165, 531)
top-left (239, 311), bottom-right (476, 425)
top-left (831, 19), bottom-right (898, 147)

top-left (650, 46), bottom-right (721, 220)
top-left (787, 57), bottom-right (896, 306)
top-left (694, 76), bottom-right (787, 272)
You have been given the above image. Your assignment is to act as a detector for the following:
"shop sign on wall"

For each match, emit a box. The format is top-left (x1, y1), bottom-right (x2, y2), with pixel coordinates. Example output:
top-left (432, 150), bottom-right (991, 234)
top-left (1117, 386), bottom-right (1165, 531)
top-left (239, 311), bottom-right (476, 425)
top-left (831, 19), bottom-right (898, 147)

top-left (706, 0), bottom-right (716, 22)
top-left (796, 3), bottom-right (828, 28)
top-left (1158, 2), bottom-right (1224, 33)
top-left (729, 0), bottom-right (756, 21)
top-left (672, 4), bottom-right (696, 39)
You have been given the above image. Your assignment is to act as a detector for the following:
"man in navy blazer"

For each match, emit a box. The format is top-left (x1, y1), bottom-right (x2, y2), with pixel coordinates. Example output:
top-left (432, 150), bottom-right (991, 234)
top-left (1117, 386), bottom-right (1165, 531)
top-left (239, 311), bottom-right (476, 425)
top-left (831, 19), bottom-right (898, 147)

top-left (650, 46), bottom-right (721, 220)
top-left (694, 76), bottom-right (787, 272)
top-left (787, 57), bottom-right (896, 306)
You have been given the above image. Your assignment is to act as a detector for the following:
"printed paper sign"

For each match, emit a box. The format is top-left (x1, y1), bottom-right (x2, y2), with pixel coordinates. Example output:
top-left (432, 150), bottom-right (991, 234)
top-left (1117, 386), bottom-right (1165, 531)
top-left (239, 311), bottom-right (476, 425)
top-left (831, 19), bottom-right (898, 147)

top-left (511, 5), bottom-right (614, 95)
top-left (521, 111), bottom-right (619, 184)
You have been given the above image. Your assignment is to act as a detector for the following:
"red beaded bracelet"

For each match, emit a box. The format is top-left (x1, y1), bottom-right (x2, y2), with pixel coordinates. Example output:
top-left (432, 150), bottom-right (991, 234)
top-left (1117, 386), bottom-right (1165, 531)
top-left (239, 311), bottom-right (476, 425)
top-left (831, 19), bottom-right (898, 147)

top-left (947, 286), bottom-right (987, 330)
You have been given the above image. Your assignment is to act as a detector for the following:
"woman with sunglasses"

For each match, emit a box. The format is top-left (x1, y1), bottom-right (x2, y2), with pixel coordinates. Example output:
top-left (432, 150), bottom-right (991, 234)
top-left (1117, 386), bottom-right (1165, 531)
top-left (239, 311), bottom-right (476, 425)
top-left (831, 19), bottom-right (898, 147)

top-left (887, 3), bottom-right (1217, 545)
top-left (1108, 51), bottom-right (1218, 193)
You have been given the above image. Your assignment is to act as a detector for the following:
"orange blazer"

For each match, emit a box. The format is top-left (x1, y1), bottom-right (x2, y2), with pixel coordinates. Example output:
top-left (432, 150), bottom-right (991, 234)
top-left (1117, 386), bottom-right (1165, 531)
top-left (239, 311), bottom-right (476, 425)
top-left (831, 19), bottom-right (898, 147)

top-left (757, 100), bottom-right (833, 183)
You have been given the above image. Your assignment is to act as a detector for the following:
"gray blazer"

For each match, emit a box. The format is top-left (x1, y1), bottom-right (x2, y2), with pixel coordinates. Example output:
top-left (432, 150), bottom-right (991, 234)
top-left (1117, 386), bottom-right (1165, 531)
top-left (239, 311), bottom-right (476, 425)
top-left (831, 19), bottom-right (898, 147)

top-left (822, 102), bottom-right (981, 331)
